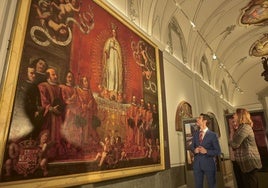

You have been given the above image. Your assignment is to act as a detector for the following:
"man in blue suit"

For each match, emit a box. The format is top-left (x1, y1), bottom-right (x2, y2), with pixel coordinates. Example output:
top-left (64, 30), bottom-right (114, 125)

top-left (191, 113), bottom-right (221, 188)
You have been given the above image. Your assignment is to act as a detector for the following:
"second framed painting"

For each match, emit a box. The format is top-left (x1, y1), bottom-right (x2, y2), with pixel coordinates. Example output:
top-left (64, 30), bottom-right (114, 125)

top-left (0, 0), bottom-right (166, 187)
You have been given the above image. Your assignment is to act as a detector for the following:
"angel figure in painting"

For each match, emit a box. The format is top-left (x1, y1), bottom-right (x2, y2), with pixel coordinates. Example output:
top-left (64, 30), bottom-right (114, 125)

top-left (51, 0), bottom-right (81, 20)
top-left (33, 0), bottom-right (68, 35)
top-left (38, 130), bottom-right (51, 176)
top-left (131, 40), bottom-right (155, 80)
top-left (4, 141), bottom-right (19, 176)
top-left (94, 136), bottom-right (112, 167)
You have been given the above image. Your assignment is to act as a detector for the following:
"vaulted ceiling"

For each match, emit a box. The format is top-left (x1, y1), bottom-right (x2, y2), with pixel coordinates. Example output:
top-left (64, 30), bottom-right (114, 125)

top-left (107, 0), bottom-right (268, 109)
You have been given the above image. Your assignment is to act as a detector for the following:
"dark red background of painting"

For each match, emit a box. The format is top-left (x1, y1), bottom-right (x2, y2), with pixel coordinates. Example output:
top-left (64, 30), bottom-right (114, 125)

top-left (70, 1), bottom-right (144, 102)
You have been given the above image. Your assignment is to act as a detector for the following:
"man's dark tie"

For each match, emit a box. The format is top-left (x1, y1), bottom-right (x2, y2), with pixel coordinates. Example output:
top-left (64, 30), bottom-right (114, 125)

top-left (199, 131), bottom-right (203, 143)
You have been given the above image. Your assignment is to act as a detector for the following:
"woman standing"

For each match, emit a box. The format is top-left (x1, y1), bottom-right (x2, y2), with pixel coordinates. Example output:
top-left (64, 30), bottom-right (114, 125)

top-left (229, 108), bottom-right (262, 188)
top-left (228, 116), bottom-right (244, 188)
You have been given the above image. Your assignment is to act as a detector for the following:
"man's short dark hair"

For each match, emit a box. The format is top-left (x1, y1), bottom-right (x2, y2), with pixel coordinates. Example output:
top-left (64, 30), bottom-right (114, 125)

top-left (200, 113), bottom-right (211, 126)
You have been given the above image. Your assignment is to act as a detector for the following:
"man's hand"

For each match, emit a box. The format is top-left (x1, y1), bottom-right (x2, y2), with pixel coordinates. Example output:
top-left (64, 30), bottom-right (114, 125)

top-left (194, 147), bottom-right (200, 154)
top-left (198, 146), bottom-right (207, 154)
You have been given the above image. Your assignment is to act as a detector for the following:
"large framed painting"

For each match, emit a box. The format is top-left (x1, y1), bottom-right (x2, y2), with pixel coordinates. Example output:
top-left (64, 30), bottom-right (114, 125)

top-left (0, 0), bottom-right (166, 187)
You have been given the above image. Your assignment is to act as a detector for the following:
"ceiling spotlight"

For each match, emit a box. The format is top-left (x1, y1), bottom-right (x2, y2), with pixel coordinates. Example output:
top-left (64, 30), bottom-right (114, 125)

top-left (175, 1), bottom-right (181, 9)
top-left (212, 54), bottom-right (217, 60)
top-left (236, 88), bottom-right (244, 94)
top-left (219, 63), bottom-right (225, 69)
top-left (190, 21), bottom-right (196, 28)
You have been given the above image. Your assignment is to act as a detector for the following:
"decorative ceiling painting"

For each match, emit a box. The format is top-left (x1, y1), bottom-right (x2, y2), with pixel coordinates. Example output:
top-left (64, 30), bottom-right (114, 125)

top-left (240, 0), bottom-right (268, 25)
top-left (240, 0), bottom-right (268, 57)
top-left (250, 34), bottom-right (268, 57)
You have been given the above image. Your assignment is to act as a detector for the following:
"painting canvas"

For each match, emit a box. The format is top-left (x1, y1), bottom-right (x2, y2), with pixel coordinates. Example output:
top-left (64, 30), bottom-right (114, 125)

top-left (0, 0), bottom-right (165, 187)
top-left (182, 118), bottom-right (198, 170)
top-left (175, 101), bottom-right (193, 131)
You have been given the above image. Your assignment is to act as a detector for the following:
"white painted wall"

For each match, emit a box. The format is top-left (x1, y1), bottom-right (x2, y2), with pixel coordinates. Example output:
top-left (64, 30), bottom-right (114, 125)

top-left (163, 52), bottom-right (233, 166)
top-left (163, 53), bottom-right (195, 166)
top-left (0, 0), bottom-right (18, 87)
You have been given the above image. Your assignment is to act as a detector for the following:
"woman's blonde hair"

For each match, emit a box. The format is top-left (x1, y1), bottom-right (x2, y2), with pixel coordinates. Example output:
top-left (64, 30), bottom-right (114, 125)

top-left (236, 108), bottom-right (253, 127)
